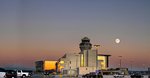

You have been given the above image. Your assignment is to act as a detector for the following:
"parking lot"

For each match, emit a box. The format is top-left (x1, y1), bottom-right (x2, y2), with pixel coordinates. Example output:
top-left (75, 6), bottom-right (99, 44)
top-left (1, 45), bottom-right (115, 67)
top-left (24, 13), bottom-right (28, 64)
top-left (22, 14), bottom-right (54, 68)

top-left (24, 75), bottom-right (149, 78)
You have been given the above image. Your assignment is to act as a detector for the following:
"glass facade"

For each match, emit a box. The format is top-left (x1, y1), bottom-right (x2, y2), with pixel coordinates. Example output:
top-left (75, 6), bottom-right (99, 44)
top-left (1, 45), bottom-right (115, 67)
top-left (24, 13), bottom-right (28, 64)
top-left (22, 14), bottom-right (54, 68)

top-left (97, 56), bottom-right (107, 70)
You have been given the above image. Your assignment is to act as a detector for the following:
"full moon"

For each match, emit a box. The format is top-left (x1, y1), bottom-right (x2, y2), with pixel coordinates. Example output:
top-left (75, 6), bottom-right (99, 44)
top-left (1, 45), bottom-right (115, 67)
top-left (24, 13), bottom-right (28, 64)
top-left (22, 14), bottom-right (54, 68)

top-left (115, 38), bottom-right (120, 44)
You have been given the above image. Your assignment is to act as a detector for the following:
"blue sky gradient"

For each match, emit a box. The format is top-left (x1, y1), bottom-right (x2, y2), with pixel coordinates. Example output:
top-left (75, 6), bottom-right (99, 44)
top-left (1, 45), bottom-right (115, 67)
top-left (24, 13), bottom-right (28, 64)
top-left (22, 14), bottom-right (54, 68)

top-left (0, 0), bottom-right (150, 70)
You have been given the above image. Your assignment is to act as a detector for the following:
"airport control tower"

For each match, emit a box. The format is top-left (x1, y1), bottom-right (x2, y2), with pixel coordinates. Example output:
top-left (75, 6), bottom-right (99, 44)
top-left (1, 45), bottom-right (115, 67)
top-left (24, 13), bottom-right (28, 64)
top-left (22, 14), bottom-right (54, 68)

top-left (79, 37), bottom-right (92, 52)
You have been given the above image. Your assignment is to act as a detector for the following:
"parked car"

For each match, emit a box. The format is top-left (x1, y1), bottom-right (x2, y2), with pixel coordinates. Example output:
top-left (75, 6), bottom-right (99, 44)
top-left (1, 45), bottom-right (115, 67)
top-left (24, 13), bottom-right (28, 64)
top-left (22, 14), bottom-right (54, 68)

top-left (130, 73), bottom-right (143, 78)
top-left (43, 70), bottom-right (55, 75)
top-left (5, 70), bottom-right (17, 78)
top-left (114, 74), bottom-right (124, 78)
top-left (82, 73), bottom-right (90, 78)
top-left (22, 70), bottom-right (33, 77)
top-left (82, 72), bottom-right (103, 78)
top-left (0, 68), bottom-right (6, 78)
top-left (16, 70), bottom-right (30, 78)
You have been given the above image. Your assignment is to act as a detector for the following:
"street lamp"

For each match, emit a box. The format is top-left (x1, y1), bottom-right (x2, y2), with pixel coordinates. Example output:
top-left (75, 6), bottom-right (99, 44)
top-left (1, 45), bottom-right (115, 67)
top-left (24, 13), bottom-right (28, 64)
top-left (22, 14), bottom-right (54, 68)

top-left (142, 64), bottom-right (146, 70)
top-left (75, 54), bottom-right (78, 68)
top-left (75, 54), bottom-right (78, 76)
top-left (130, 61), bottom-right (133, 71)
top-left (118, 56), bottom-right (122, 68)
top-left (94, 45), bottom-right (103, 75)
top-left (94, 45), bottom-right (100, 51)
top-left (94, 45), bottom-right (100, 70)
top-left (99, 60), bottom-right (104, 76)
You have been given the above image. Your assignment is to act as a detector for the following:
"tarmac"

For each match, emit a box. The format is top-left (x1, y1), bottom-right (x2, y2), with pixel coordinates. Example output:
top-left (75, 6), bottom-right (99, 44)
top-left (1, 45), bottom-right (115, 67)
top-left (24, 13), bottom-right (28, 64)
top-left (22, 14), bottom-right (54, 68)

top-left (25, 74), bottom-right (149, 78)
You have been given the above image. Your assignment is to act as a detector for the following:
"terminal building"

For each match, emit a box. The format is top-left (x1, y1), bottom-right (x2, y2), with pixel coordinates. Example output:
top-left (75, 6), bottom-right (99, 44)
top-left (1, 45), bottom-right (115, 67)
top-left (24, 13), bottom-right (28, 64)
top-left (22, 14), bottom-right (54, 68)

top-left (56, 37), bottom-right (111, 75)
top-left (35, 37), bottom-right (111, 75)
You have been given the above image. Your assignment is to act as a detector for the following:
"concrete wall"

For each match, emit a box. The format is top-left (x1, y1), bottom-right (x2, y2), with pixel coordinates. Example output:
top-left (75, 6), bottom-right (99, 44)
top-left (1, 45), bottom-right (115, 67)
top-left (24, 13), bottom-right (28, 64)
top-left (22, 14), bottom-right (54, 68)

top-left (61, 53), bottom-right (80, 70)
top-left (83, 50), bottom-right (97, 67)
top-left (78, 67), bottom-right (96, 75)
top-left (88, 50), bottom-right (97, 67)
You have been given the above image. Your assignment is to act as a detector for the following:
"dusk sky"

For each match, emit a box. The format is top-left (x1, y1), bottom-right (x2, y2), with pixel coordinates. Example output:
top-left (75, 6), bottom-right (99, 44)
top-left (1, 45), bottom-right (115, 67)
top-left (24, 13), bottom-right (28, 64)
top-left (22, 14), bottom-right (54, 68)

top-left (0, 0), bottom-right (150, 70)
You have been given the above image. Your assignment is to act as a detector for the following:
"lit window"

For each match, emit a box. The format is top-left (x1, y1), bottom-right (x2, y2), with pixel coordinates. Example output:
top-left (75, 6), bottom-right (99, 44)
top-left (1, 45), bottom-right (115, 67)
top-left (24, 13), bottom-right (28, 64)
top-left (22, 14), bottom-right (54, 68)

top-left (60, 61), bottom-right (64, 64)
top-left (81, 54), bottom-right (84, 67)
top-left (97, 56), bottom-right (106, 69)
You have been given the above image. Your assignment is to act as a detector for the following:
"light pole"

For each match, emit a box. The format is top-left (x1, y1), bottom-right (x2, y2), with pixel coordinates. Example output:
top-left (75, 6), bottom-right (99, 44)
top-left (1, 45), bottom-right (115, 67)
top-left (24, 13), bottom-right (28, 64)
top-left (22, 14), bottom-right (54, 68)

top-left (94, 45), bottom-right (100, 70)
top-left (94, 45), bottom-right (100, 50)
top-left (75, 54), bottom-right (78, 77)
top-left (118, 56), bottom-right (122, 68)
top-left (99, 60), bottom-right (103, 76)
top-left (130, 61), bottom-right (133, 71)
top-left (75, 55), bottom-right (78, 68)
top-left (142, 64), bottom-right (146, 70)
top-left (94, 44), bottom-right (104, 77)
